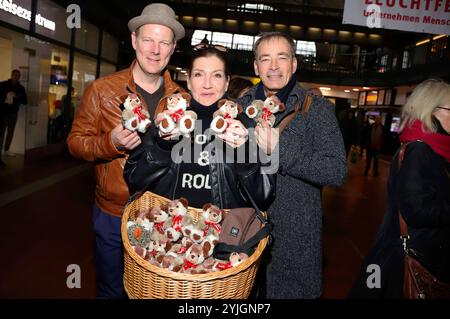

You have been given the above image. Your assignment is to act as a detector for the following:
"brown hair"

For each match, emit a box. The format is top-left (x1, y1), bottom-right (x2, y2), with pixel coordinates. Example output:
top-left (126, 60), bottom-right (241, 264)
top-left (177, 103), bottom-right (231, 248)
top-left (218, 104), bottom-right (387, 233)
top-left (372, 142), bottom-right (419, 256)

top-left (227, 77), bottom-right (253, 99)
top-left (188, 47), bottom-right (229, 77)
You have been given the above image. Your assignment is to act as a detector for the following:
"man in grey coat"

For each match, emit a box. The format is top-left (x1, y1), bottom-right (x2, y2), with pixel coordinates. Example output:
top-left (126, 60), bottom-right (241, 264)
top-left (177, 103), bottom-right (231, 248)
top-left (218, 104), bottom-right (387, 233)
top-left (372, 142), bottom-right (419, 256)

top-left (239, 32), bottom-right (347, 298)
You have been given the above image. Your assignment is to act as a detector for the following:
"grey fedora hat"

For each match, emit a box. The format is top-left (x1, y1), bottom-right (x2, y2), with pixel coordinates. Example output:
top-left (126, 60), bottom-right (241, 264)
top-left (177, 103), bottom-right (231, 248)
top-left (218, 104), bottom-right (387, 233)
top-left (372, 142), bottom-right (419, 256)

top-left (128, 3), bottom-right (185, 40)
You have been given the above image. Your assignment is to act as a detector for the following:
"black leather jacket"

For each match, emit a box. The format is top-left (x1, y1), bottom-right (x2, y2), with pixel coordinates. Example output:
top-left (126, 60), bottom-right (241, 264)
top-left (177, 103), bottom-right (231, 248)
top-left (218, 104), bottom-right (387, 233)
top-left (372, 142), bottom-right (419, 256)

top-left (124, 116), bottom-right (276, 210)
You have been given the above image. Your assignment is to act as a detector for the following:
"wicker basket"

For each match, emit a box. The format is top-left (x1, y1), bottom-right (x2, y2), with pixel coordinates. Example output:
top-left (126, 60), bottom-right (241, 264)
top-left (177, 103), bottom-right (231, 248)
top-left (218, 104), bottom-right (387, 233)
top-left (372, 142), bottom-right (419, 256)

top-left (121, 191), bottom-right (268, 299)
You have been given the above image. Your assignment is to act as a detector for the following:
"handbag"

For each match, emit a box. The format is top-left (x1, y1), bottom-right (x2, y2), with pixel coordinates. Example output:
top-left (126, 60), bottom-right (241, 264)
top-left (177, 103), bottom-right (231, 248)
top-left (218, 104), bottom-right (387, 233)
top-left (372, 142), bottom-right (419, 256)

top-left (213, 182), bottom-right (273, 260)
top-left (397, 143), bottom-right (450, 299)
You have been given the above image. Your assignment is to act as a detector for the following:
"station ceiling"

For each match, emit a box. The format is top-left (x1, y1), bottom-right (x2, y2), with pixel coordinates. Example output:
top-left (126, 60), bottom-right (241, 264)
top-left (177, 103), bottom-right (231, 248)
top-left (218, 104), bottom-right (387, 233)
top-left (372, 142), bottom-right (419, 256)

top-left (53, 0), bottom-right (426, 49)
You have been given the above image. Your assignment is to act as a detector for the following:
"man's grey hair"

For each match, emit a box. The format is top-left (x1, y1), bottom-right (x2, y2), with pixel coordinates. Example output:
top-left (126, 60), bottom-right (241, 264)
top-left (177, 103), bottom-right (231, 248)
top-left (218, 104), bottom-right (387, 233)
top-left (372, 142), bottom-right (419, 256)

top-left (253, 32), bottom-right (296, 60)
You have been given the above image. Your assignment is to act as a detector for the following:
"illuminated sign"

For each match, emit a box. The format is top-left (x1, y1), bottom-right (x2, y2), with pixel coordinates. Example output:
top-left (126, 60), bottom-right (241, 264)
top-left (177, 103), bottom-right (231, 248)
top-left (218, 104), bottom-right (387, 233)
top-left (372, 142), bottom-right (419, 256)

top-left (343, 0), bottom-right (450, 35)
top-left (0, 0), bottom-right (56, 31)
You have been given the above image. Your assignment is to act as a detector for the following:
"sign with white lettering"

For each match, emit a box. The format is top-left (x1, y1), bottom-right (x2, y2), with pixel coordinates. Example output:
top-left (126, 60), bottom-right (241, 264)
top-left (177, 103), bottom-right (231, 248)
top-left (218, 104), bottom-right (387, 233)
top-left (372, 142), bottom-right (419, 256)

top-left (343, 0), bottom-right (450, 35)
top-left (0, 0), bottom-right (56, 31)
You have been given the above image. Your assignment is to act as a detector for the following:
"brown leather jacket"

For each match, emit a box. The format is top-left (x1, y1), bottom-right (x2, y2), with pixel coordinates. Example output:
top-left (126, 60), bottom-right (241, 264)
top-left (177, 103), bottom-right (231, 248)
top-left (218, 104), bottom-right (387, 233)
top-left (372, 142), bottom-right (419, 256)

top-left (67, 60), bottom-right (184, 217)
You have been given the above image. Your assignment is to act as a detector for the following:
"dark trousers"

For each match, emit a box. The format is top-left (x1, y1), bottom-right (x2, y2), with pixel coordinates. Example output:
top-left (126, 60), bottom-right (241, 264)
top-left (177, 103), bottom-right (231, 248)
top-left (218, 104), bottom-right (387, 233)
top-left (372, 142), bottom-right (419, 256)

top-left (364, 149), bottom-right (380, 176)
top-left (0, 111), bottom-right (18, 152)
top-left (92, 204), bottom-right (127, 299)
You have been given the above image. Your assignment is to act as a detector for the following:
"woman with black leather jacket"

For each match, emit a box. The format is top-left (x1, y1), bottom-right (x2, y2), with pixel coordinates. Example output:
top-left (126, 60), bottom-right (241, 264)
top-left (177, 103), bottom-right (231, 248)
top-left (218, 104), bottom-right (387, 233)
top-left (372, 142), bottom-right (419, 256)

top-left (124, 46), bottom-right (275, 210)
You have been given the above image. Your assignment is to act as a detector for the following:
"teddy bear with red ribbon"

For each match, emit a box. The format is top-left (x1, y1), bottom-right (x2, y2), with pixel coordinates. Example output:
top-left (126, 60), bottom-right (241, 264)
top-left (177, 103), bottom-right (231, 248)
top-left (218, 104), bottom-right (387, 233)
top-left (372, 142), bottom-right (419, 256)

top-left (210, 99), bottom-right (244, 134)
top-left (155, 92), bottom-right (197, 137)
top-left (165, 198), bottom-right (189, 242)
top-left (245, 94), bottom-right (285, 127)
top-left (121, 93), bottom-right (152, 133)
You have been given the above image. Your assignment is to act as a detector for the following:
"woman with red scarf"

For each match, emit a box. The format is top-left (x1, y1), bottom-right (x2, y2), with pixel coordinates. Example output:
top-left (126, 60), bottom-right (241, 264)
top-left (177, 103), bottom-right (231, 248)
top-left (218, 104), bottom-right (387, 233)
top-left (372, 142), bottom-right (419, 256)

top-left (349, 78), bottom-right (450, 299)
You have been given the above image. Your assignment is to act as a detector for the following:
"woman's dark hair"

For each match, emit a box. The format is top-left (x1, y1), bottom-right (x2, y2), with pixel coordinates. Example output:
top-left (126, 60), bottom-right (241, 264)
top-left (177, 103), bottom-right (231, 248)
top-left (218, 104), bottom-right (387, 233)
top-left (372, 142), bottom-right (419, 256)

top-left (188, 47), bottom-right (229, 77)
top-left (227, 77), bottom-right (253, 99)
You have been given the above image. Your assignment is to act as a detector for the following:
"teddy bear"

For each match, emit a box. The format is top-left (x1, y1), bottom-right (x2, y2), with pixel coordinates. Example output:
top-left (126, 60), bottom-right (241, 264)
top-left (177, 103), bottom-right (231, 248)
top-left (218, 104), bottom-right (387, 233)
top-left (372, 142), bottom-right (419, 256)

top-left (182, 243), bottom-right (208, 274)
top-left (210, 99), bottom-right (243, 134)
top-left (200, 252), bottom-right (249, 272)
top-left (260, 95), bottom-right (285, 127)
top-left (161, 251), bottom-right (185, 272)
top-left (180, 211), bottom-right (205, 244)
top-left (121, 93), bottom-right (152, 133)
top-left (212, 252), bottom-right (249, 271)
top-left (149, 231), bottom-right (172, 257)
top-left (202, 234), bottom-right (219, 258)
top-left (197, 203), bottom-right (223, 242)
top-left (177, 236), bottom-right (194, 255)
top-left (147, 205), bottom-right (170, 235)
top-left (155, 92), bottom-right (198, 137)
top-left (164, 198), bottom-right (189, 242)
top-left (245, 95), bottom-right (285, 127)
top-left (132, 245), bottom-right (148, 259)
top-left (245, 99), bottom-right (264, 120)
top-left (134, 208), bottom-right (154, 232)
top-left (182, 222), bottom-right (205, 244)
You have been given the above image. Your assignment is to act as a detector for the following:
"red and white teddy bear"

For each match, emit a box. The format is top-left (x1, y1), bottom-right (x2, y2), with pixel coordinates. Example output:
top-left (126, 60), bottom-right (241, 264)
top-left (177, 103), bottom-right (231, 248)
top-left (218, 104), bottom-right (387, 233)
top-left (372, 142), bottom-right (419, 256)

top-left (121, 93), bottom-right (152, 133)
top-left (210, 99), bottom-right (244, 134)
top-left (245, 94), bottom-right (285, 127)
top-left (164, 198), bottom-right (189, 243)
top-left (155, 92), bottom-right (197, 137)
top-left (203, 252), bottom-right (249, 272)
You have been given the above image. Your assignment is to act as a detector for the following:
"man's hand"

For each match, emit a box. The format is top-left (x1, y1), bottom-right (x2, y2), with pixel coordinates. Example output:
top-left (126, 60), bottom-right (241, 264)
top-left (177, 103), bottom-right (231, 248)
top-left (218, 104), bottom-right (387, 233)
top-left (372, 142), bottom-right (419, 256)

top-left (255, 120), bottom-right (279, 155)
top-left (217, 119), bottom-right (248, 148)
top-left (111, 123), bottom-right (141, 151)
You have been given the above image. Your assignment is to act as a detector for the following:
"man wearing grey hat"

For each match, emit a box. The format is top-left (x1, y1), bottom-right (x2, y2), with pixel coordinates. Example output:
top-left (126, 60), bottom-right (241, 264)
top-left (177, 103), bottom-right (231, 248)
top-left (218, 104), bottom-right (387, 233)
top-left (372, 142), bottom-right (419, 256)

top-left (67, 3), bottom-right (185, 298)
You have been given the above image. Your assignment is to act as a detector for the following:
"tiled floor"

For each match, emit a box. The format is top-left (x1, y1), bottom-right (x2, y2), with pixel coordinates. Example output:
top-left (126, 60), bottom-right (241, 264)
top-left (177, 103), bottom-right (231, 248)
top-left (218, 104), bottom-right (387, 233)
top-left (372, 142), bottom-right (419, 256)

top-left (0, 148), bottom-right (392, 299)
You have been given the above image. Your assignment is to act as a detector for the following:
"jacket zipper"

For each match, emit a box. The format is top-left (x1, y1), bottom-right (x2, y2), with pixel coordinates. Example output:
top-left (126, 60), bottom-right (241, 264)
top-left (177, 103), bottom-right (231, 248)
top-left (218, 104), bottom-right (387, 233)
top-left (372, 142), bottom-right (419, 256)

top-left (172, 152), bottom-right (182, 200)
top-left (216, 149), bottom-right (224, 209)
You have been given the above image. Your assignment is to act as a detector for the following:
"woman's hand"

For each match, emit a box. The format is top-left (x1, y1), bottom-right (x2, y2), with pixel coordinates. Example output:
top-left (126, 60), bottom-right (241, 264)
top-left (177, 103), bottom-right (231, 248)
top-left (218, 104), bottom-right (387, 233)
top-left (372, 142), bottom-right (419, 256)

top-left (255, 121), bottom-right (279, 155)
top-left (217, 119), bottom-right (249, 148)
top-left (159, 127), bottom-right (181, 141)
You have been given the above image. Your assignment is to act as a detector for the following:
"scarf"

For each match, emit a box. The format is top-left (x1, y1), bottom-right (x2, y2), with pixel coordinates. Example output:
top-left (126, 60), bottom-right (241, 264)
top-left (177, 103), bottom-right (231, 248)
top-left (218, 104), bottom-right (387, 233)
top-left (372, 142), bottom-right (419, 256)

top-left (255, 76), bottom-right (297, 104)
top-left (400, 120), bottom-right (450, 162)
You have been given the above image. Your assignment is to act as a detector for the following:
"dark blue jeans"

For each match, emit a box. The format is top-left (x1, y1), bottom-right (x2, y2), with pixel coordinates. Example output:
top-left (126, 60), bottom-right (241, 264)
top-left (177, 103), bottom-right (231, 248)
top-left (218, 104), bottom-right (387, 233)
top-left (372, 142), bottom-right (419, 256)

top-left (92, 204), bottom-right (127, 299)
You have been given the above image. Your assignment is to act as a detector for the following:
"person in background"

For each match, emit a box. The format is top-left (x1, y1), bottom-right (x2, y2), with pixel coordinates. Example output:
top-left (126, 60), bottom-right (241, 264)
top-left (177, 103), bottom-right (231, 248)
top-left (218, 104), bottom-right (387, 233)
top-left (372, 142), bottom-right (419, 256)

top-left (0, 69), bottom-right (27, 164)
top-left (67, 3), bottom-right (185, 298)
top-left (364, 115), bottom-right (384, 177)
top-left (358, 112), bottom-right (370, 157)
top-left (239, 31), bottom-right (347, 299)
top-left (61, 86), bottom-right (75, 137)
top-left (339, 109), bottom-right (357, 158)
top-left (349, 78), bottom-right (450, 298)
top-left (227, 77), bottom-right (253, 101)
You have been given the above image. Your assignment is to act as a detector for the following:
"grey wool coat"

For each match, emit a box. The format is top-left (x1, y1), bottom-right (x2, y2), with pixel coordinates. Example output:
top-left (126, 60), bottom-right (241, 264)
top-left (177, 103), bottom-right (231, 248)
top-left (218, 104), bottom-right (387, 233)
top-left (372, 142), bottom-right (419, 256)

top-left (239, 84), bottom-right (347, 298)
